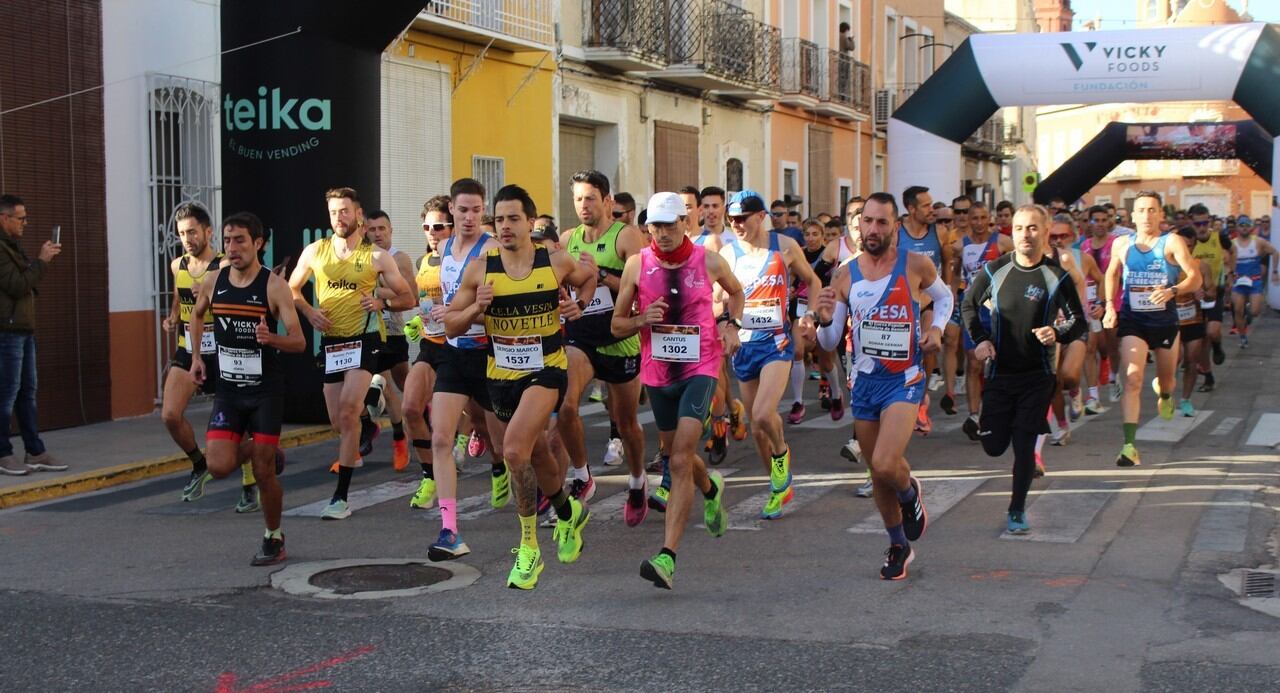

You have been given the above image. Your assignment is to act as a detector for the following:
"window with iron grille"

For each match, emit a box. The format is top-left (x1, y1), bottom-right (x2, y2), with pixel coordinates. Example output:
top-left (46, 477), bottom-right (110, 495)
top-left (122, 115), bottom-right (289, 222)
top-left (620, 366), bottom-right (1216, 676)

top-left (472, 156), bottom-right (505, 200)
top-left (726, 158), bottom-right (744, 193)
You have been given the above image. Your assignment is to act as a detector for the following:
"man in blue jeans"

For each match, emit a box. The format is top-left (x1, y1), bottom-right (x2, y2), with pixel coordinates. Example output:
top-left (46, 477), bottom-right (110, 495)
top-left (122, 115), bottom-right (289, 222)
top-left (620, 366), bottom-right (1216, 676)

top-left (0, 194), bottom-right (66, 475)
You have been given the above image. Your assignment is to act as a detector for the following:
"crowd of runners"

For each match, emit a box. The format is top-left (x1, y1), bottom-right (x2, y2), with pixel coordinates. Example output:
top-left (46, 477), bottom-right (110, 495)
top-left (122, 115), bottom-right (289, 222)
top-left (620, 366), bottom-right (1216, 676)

top-left (157, 173), bottom-right (1276, 588)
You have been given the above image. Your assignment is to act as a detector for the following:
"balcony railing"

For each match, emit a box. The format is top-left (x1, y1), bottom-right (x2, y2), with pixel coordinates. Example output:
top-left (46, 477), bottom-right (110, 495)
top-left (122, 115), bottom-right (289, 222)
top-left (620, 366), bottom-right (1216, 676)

top-left (828, 51), bottom-right (872, 113)
top-left (660, 0), bottom-right (779, 94)
top-left (964, 116), bottom-right (1010, 159)
top-left (420, 0), bottom-right (554, 50)
top-left (780, 38), bottom-right (823, 99)
top-left (584, 0), bottom-right (669, 67)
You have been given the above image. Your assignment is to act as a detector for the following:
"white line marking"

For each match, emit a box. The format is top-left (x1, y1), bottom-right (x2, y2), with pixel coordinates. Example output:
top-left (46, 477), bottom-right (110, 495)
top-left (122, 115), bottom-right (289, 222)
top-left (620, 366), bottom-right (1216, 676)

top-left (847, 477), bottom-right (987, 534)
top-left (1244, 413), bottom-right (1280, 447)
top-left (1000, 480), bottom-right (1111, 543)
top-left (1136, 410), bottom-right (1214, 443)
top-left (1210, 416), bottom-right (1242, 437)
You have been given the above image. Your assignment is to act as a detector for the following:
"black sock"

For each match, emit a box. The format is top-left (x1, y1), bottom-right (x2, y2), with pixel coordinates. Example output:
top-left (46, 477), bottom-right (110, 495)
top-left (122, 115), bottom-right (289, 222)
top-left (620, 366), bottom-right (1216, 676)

top-left (412, 440), bottom-right (433, 478)
top-left (492, 463), bottom-right (506, 477)
top-left (333, 466), bottom-right (354, 502)
top-left (549, 489), bottom-right (573, 520)
top-left (186, 448), bottom-right (207, 474)
top-left (702, 480), bottom-right (718, 500)
top-left (392, 421), bottom-right (405, 441)
top-left (609, 420), bottom-right (620, 440)
top-left (660, 547), bottom-right (676, 561)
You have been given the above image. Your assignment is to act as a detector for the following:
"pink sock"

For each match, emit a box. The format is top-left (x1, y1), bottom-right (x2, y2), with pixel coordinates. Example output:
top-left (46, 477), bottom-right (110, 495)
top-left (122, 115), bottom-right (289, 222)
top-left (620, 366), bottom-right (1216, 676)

top-left (440, 498), bottom-right (457, 533)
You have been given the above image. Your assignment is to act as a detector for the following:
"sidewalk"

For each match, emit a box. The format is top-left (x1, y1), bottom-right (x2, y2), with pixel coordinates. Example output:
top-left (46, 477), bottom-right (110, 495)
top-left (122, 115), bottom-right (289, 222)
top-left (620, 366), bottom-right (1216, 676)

top-left (0, 401), bottom-right (335, 509)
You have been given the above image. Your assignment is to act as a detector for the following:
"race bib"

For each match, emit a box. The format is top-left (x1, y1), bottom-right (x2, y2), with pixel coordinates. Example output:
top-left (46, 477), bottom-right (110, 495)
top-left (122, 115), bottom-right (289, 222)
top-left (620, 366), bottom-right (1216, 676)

top-left (419, 298), bottom-right (446, 338)
top-left (1128, 286), bottom-right (1163, 312)
top-left (574, 286), bottom-right (615, 316)
top-left (650, 325), bottom-right (700, 363)
top-left (218, 345), bottom-right (262, 379)
top-left (743, 298), bottom-right (784, 331)
top-left (795, 299), bottom-right (809, 319)
top-left (492, 335), bottom-right (543, 371)
top-left (185, 327), bottom-right (216, 355)
top-left (859, 319), bottom-right (912, 361)
top-left (1086, 284), bottom-right (1098, 303)
top-left (1200, 298), bottom-right (1216, 310)
top-left (324, 340), bottom-right (362, 374)
top-left (1176, 302), bottom-right (1197, 322)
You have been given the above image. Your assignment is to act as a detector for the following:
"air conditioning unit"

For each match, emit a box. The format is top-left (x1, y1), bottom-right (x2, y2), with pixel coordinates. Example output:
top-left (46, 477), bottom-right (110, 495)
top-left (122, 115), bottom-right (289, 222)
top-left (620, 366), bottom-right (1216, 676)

top-left (874, 89), bottom-right (895, 127)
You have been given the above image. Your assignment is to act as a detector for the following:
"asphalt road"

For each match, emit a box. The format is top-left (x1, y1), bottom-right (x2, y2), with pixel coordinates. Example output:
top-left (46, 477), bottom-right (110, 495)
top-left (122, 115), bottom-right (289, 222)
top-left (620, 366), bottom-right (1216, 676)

top-left (2, 320), bottom-right (1278, 692)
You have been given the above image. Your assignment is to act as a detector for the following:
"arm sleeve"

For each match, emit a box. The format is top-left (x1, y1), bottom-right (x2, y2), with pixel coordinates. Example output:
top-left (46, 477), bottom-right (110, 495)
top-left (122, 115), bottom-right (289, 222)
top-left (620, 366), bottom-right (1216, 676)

top-left (1052, 273), bottom-right (1088, 344)
top-left (817, 301), bottom-right (848, 352)
top-left (962, 267), bottom-right (993, 345)
top-left (923, 276), bottom-right (953, 333)
top-left (812, 259), bottom-right (835, 286)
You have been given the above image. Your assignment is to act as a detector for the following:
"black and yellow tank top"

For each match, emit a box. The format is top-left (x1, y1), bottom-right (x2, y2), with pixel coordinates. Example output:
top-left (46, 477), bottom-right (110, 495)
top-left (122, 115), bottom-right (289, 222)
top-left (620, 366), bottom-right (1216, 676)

top-left (416, 251), bottom-right (446, 345)
top-left (176, 252), bottom-right (222, 352)
top-left (312, 237), bottom-right (385, 339)
top-left (482, 247), bottom-right (566, 381)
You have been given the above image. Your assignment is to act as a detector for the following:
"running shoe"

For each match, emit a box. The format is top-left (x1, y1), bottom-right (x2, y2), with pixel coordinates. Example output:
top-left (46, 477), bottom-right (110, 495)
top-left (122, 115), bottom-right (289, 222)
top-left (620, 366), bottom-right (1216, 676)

top-left (1198, 372), bottom-right (1216, 392)
top-left (1084, 398), bottom-right (1104, 415)
top-left (1109, 382), bottom-right (1123, 403)
top-left (939, 393), bottom-right (957, 416)
top-left (769, 447), bottom-right (792, 492)
top-left (427, 529), bottom-right (471, 562)
top-left (955, 375), bottom-right (967, 396)
top-left (818, 381), bottom-right (831, 410)
top-left (251, 534), bottom-right (286, 566)
top-left (321, 498), bottom-right (351, 520)
top-left (962, 415), bottom-right (980, 442)
top-left (1179, 399), bottom-right (1196, 418)
top-left (1152, 378), bottom-right (1174, 421)
top-left (1212, 341), bottom-right (1225, 365)
top-left (830, 396), bottom-right (845, 421)
top-left (453, 434), bottom-right (467, 469)
top-left (235, 484), bottom-right (260, 513)
top-left (538, 507), bottom-right (558, 528)
top-left (329, 457), bottom-right (365, 474)
top-left (1230, 326), bottom-right (1238, 335)
top-left (358, 419), bottom-right (380, 458)
top-left (703, 471), bottom-right (726, 537)
top-left (602, 438), bottom-right (624, 466)
top-left (568, 473), bottom-right (596, 502)
top-left (646, 451), bottom-right (665, 473)
top-left (624, 477), bottom-right (649, 527)
top-left (914, 402), bottom-right (932, 436)
top-left (1050, 427), bottom-right (1070, 447)
top-left (730, 399), bottom-right (748, 440)
top-left (707, 417), bottom-right (728, 466)
top-left (181, 470), bottom-right (212, 501)
top-left (463, 432), bottom-right (483, 458)
top-left (855, 473), bottom-right (874, 498)
top-left (787, 402), bottom-right (806, 424)
top-left (899, 476), bottom-right (927, 541)
top-left (409, 477), bottom-right (437, 509)
top-left (491, 464), bottom-right (511, 509)
top-left (761, 486), bottom-right (795, 519)
top-left (1006, 511), bottom-right (1031, 535)
top-left (588, 382), bottom-right (605, 403)
top-left (928, 372), bottom-right (943, 392)
top-left (809, 370), bottom-right (821, 380)
top-left (507, 545), bottom-right (543, 590)
top-left (1240, 335), bottom-right (1249, 349)
top-left (1067, 393), bottom-right (1082, 422)
top-left (1033, 454), bottom-right (1046, 478)
top-left (392, 438), bottom-right (409, 472)
top-left (840, 438), bottom-right (863, 464)
top-left (880, 544), bottom-right (913, 581)
top-left (1115, 443), bottom-right (1141, 467)
top-left (640, 553), bottom-right (675, 590)
top-left (553, 497), bottom-right (589, 563)
top-left (648, 484), bottom-right (670, 513)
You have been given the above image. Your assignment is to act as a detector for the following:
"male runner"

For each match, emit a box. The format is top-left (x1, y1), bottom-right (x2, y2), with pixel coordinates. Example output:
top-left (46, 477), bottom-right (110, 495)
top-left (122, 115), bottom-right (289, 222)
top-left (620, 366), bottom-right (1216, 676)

top-left (1229, 216), bottom-right (1279, 349)
top-left (1084, 206), bottom-right (1122, 402)
top-left (722, 190), bottom-right (823, 519)
top-left (1189, 203), bottom-right (1232, 387)
top-left (160, 203), bottom-right (258, 509)
top-left (364, 210), bottom-right (416, 471)
top-left (1170, 227), bottom-right (1214, 416)
top-left (1044, 214), bottom-right (1095, 446)
top-left (445, 184), bottom-right (597, 590)
top-left (967, 206), bottom-right (1086, 535)
top-left (898, 186), bottom-right (954, 434)
top-left (287, 187), bottom-right (415, 519)
top-left (189, 212), bottom-right (305, 564)
top-left (695, 185), bottom-right (749, 462)
top-left (939, 195), bottom-right (974, 416)
top-left (1103, 191), bottom-right (1201, 467)
top-left (789, 218), bottom-right (840, 423)
top-left (557, 170), bottom-right (649, 525)
top-left (612, 192), bottom-right (744, 588)
top-left (952, 202), bottom-right (1013, 440)
top-left (822, 197), bottom-right (868, 489)
top-left (814, 192), bottom-right (951, 580)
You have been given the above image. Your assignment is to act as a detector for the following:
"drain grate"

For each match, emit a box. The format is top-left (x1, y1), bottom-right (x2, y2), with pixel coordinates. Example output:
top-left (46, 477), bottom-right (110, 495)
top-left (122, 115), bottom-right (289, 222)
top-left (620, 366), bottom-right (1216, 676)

top-left (310, 563), bottom-right (451, 595)
top-left (1241, 570), bottom-right (1279, 598)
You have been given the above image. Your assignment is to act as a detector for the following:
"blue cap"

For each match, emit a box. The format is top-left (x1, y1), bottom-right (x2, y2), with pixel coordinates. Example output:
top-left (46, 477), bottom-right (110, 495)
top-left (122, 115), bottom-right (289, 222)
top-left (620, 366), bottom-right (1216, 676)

top-left (727, 190), bottom-right (767, 216)
top-left (1237, 215), bottom-right (1253, 227)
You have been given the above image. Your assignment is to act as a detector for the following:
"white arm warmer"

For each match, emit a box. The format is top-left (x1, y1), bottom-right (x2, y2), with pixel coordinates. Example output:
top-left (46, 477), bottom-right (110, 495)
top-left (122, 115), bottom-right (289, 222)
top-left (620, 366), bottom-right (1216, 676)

top-left (817, 301), bottom-right (848, 352)
top-left (924, 277), bottom-right (953, 334)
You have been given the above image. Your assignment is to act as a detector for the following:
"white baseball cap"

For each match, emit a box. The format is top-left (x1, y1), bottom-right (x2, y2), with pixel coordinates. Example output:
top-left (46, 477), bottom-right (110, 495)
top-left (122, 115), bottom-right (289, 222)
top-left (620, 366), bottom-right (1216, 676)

top-left (645, 192), bottom-right (685, 224)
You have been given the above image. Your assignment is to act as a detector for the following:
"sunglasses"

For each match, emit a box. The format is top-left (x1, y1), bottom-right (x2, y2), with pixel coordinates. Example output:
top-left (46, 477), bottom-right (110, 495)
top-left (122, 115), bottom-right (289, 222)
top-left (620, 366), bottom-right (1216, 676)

top-left (1048, 234), bottom-right (1072, 241)
top-left (952, 208), bottom-right (969, 215)
top-left (422, 222), bottom-right (453, 231)
top-left (729, 214), bottom-right (752, 224)
top-left (611, 210), bottom-right (631, 219)
top-left (771, 211), bottom-right (785, 217)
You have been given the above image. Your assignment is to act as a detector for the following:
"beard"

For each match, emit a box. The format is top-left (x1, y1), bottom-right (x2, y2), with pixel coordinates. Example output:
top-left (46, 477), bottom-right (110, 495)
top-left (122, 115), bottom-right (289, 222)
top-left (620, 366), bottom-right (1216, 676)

top-left (861, 237), bottom-right (887, 256)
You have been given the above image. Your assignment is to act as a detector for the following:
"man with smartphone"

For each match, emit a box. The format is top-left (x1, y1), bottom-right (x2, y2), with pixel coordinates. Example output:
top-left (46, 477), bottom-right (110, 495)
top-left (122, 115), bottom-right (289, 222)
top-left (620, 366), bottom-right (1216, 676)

top-left (0, 194), bottom-right (67, 475)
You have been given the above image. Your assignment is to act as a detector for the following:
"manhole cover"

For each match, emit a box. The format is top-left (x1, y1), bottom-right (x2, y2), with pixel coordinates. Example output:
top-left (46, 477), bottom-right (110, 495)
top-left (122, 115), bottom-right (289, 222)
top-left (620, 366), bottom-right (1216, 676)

top-left (1242, 570), bottom-right (1279, 598)
top-left (271, 559), bottom-right (480, 599)
top-left (310, 564), bottom-right (451, 594)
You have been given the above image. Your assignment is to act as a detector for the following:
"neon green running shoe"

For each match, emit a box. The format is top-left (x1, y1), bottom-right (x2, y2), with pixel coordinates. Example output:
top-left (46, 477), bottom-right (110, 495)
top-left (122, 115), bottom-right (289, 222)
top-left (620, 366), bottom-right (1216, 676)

top-left (648, 483), bottom-right (670, 512)
top-left (506, 545), bottom-right (543, 590)
top-left (491, 463), bottom-right (510, 509)
top-left (761, 486), bottom-right (795, 520)
top-left (1152, 378), bottom-right (1174, 420)
top-left (553, 497), bottom-right (590, 563)
top-left (640, 552), bottom-right (675, 589)
top-left (703, 471), bottom-right (727, 537)
top-left (769, 447), bottom-right (792, 492)
top-left (409, 477), bottom-right (437, 509)
top-left (181, 470), bottom-right (213, 502)
top-left (1116, 443), bottom-right (1141, 467)
top-left (235, 484), bottom-right (260, 513)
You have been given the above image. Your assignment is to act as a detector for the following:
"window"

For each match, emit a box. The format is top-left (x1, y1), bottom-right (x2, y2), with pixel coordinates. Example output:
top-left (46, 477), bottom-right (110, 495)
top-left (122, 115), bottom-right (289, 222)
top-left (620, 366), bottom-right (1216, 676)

top-left (782, 0), bottom-right (799, 39)
top-left (473, 156), bottom-right (505, 200)
top-left (902, 19), bottom-right (917, 88)
top-left (654, 121), bottom-right (700, 193)
top-left (559, 122), bottom-right (596, 226)
top-left (782, 161), bottom-right (800, 202)
top-left (873, 157), bottom-right (884, 192)
top-left (884, 13), bottom-right (898, 85)
top-left (811, 0), bottom-right (828, 48)
top-left (726, 158), bottom-right (744, 193)
top-left (920, 29), bottom-right (934, 81)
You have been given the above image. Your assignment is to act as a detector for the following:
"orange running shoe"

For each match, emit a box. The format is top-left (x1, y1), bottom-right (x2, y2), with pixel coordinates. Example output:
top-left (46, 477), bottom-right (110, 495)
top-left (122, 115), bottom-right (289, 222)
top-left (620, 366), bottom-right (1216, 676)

top-left (392, 438), bottom-right (409, 472)
top-left (730, 399), bottom-right (748, 441)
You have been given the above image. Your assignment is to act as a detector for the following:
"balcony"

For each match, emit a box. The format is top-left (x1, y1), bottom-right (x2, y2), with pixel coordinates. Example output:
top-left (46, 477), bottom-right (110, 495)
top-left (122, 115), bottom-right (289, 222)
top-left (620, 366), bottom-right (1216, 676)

top-left (649, 0), bottom-right (780, 98)
top-left (814, 51), bottom-right (870, 120)
top-left (414, 0), bottom-right (553, 52)
top-left (583, 0), bottom-right (669, 71)
top-left (963, 116), bottom-right (1012, 162)
top-left (779, 38), bottom-right (822, 108)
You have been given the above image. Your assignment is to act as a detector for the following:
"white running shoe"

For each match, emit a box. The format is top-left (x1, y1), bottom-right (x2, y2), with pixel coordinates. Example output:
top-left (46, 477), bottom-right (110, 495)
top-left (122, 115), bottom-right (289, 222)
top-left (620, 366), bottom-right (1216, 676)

top-left (955, 376), bottom-right (967, 396)
top-left (1050, 427), bottom-right (1070, 446)
top-left (928, 373), bottom-right (943, 392)
top-left (602, 438), bottom-right (624, 466)
top-left (1109, 382), bottom-right (1123, 402)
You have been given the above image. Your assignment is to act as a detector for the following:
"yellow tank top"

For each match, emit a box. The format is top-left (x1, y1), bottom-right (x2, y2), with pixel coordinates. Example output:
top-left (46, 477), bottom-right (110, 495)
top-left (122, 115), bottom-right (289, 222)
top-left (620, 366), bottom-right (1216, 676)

top-left (1193, 237), bottom-right (1226, 287)
top-left (175, 253), bottom-right (221, 351)
top-left (416, 251), bottom-right (446, 345)
top-left (313, 237), bottom-right (384, 339)
top-left (482, 247), bottom-right (566, 381)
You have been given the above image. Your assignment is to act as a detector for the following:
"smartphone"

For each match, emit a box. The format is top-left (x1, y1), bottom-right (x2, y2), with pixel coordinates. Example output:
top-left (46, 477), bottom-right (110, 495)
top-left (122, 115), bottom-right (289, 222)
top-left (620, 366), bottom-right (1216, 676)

top-left (52, 225), bottom-right (61, 244)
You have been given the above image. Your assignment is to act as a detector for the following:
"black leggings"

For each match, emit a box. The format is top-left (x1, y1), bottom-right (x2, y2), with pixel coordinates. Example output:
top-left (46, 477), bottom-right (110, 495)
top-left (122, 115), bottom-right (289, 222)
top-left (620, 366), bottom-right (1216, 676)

top-left (979, 372), bottom-right (1056, 513)
top-left (981, 427), bottom-right (1040, 512)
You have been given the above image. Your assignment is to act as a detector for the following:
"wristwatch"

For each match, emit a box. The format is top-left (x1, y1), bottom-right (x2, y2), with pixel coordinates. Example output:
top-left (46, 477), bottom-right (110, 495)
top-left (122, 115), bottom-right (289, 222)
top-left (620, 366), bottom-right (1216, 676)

top-left (598, 269), bottom-right (608, 282)
top-left (717, 314), bottom-right (741, 329)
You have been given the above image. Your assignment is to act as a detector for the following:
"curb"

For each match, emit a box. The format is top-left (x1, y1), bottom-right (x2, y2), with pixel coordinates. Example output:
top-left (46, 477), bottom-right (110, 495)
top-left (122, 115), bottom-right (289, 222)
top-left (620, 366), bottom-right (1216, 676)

top-left (0, 424), bottom-right (337, 510)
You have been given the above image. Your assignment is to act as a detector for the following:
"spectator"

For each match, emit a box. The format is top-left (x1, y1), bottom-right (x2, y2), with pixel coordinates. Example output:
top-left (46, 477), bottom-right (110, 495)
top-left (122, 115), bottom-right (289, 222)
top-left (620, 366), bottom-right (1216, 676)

top-left (839, 21), bottom-right (855, 53)
top-left (770, 199), bottom-right (788, 231)
top-left (0, 194), bottom-right (66, 475)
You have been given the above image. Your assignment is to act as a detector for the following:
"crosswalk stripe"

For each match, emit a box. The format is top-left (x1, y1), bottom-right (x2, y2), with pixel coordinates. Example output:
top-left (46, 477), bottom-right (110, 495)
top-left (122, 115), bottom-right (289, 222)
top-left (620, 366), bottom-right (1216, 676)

top-left (592, 468), bottom-right (742, 523)
top-left (725, 472), bottom-right (861, 531)
top-left (847, 477), bottom-right (987, 534)
top-left (1244, 413), bottom-right (1280, 447)
top-left (284, 477), bottom-right (421, 517)
top-left (1136, 409), bottom-right (1213, 443)
top-left (1190, 486), bottom-right (1253, 553)
top-left (999, 479), bottom-right (1111, 543)
top-left (1210, 416), bottom-right (1243, 437)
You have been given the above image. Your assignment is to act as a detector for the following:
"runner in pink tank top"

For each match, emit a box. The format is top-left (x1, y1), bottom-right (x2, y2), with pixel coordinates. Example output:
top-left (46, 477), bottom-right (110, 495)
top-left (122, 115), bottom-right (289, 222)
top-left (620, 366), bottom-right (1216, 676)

top-left (636, 243), bottom-right (722, 386)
